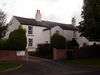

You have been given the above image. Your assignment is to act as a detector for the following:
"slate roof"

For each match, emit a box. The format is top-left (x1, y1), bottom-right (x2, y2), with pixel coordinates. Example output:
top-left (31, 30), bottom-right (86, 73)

top-left (14, 16), bottom-right (37, 25)
top-left (14, 16), bottom-right (77, 30)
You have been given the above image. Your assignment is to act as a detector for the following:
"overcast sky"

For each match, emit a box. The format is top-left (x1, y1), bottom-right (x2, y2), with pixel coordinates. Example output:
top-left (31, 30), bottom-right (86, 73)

top-left (0, 0), bottom-right (83, 24)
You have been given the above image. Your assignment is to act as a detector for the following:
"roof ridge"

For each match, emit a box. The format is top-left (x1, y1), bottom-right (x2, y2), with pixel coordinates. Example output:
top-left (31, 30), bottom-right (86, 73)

top-left (14, 16), bottom-right (72, 25)
top-left (13, 16), bottom-right (76, 30)
top-left (14, 16), bottom-right (34, 20)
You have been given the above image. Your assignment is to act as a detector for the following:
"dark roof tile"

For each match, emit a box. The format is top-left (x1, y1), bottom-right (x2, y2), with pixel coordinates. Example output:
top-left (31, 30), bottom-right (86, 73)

top-left (14, 16), bottom-right (77, 30)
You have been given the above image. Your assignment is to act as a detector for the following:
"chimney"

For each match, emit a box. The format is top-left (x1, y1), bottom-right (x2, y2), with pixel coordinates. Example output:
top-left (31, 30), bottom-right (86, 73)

top-left (72, 17), bottom-right (76, 26)
top-left (35, 10), bottom-right (41, 21)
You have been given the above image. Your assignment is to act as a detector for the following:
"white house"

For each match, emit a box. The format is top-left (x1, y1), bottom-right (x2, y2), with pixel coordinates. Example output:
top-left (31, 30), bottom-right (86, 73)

top-left (6, 10), bottom-right (89, 52)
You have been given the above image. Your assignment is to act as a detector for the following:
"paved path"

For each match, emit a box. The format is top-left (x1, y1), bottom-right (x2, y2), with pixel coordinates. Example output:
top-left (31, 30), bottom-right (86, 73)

top-left (0, 57), bottom-right (100, 75)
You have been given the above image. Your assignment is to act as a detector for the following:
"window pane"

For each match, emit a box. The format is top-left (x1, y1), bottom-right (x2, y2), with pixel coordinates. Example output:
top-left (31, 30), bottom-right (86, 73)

top-left (28, 26), bottom-right (33, 34)
top-left (28, 30), bottom-right (33, 34)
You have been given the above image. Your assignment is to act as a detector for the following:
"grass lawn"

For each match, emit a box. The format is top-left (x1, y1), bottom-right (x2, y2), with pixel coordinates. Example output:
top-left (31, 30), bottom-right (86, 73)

top-left (0, 61), bottom-right (21, 72)
top-left (64, 58), bottom-right (100, 67)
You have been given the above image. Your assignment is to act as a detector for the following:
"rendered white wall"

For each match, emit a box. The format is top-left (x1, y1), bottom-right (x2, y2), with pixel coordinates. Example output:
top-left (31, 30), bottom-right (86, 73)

top-left (22, 25), bottom-right (46, 51)
top-left (5, 17), bottom-right (20, 38)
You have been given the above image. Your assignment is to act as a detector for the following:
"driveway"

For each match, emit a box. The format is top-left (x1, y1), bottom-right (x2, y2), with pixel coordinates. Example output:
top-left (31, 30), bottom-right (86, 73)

top-left (0, 56), bottom-right (100, 75)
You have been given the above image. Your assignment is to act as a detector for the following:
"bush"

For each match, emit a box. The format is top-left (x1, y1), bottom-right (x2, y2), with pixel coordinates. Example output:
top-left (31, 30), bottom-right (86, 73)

top-left (0, 39), bottom-right (8, 50)
top-left (67, 38), bottom-right (79, 49)
top-left (51, 32), bottom-right (66, 49)
top-left (7, 26), bottom-right (27, 51)
top-left (66, 38), bottom-right (79, 59)
top-left (79, 44), bottom-right (100, 58)
top-left (0, 26), bottom-right (27, 51)
top-left (36, 43), bottom-right (52, 59)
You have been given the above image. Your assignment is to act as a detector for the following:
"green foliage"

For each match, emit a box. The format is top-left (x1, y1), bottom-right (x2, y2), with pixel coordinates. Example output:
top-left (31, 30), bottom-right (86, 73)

top-left (51, 32), bottom-right (66, 49)
top-left (79, 0), bottom-right (100, 41)
top-left (0, 39), bottom-right (7, 50)
top-left (7, 26), bottom-right (27, 50)
top-left (79, 44), bottom-right (100, 58)
top-left (0, 9), bottom-right (7, 39)
top-left (36, 44), bottom-right (52, 59)
top-left (67, 38), bottom-right (79, 49)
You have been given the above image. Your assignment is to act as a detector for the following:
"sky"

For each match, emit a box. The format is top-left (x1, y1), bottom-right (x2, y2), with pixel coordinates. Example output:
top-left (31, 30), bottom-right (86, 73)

top-left (0, 0), bottom-right (83, 24)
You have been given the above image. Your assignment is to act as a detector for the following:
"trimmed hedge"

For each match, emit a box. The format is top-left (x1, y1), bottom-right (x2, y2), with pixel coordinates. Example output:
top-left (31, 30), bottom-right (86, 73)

top-left (79, 44), bottom-right (100, 58)
top-left (36, 43), bottom-right (53, 59)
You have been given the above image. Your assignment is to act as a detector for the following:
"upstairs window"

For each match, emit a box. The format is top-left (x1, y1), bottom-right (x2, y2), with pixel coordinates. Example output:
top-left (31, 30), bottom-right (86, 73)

top-left (28, 25), bottom-right (33, 34)
top-left (28, 38), bottom-right (33, 46)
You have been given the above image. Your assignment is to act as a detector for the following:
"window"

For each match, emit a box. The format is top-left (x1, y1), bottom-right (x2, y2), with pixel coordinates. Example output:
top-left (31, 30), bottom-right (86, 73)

top-left (28, 25), bottom-right (33, 34)
top-left (28, 38), bottom-right (33, 46)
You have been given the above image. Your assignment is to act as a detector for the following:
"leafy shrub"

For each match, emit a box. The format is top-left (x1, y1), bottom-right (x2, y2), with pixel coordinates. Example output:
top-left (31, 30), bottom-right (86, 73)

top-left (51, 32), bottom-right (66, 49)
top-left (79, 44), bottom-right (100, 58)
top-left (36, 43), bottom-right (52, 59)
top-left (67, 38), bottom-right (79, 49)
top-left (7, 26), bottom-right (27, 51)
top-left (66, 38), bottom-right (79, 59)
top-left (0, 39), bottom-right (8, 50)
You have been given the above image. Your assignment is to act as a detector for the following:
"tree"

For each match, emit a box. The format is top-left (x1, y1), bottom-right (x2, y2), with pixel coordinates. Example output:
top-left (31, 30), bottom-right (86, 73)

top-left (79, 0), bottom-right (100, 41)
top-left (0, 38), bottom-right (7, 50)
top-left (67, 38), bottom-right (79, 49)
top-left (51, 31), bottom-right (66, 49)
top-left (0, 9), bottom-right (7, 39)
top-left (7, 26), bottom-right (27, 50)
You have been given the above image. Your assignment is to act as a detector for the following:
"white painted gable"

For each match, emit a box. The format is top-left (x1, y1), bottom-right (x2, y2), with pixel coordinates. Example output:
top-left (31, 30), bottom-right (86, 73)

top-left (43, 26), bottom-right (89, 47)
top-left (5, 17), bottom-right (21, 38)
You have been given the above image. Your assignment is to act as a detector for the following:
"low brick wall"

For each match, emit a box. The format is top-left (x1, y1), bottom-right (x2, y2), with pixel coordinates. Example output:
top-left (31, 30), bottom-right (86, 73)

top-left (0, 50), bottom-right (25, 61)
top-left (53, 48), bottom-right (67, 60)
